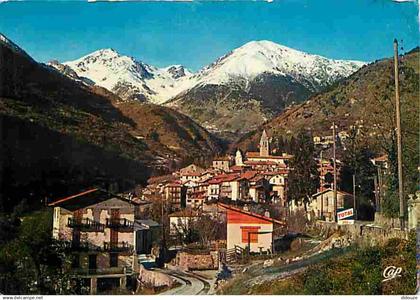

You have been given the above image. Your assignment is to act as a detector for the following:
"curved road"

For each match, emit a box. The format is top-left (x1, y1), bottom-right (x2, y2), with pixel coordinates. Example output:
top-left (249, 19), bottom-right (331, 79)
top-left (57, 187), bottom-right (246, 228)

top-left (158, 269), bottom-right (211, 295)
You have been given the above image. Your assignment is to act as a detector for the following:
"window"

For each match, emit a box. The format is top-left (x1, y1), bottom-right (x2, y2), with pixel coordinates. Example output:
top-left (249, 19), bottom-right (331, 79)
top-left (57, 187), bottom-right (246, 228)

top-left (88, 254), bottom-right (97, 270)
top-left (110, 253), bottom-right (118, 268)
top-left (241, 226), bottom-right (260, 243)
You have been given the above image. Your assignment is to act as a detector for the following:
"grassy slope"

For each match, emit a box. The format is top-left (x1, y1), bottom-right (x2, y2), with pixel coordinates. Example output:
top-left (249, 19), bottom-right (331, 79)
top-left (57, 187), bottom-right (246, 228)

top-left (220, 235), bottom-right (416, 295)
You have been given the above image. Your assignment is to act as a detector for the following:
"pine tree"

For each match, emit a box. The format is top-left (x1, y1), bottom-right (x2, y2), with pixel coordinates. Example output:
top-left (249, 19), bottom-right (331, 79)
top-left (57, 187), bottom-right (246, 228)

top-left (288, 131), bottom-right (320, 211)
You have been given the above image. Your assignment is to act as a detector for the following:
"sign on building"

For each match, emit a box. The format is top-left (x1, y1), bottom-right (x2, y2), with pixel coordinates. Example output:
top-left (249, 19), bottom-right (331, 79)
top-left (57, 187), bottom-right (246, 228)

top-left (337, 208), bottom-right (354, 225)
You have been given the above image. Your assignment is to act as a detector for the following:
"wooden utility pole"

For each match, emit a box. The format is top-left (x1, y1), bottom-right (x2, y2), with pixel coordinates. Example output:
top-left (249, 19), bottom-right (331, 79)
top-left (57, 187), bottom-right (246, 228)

top-left (374, 175), bottom-right (379, 212)
top-left (320, 150), bottom-right (324, 219)
top-left (393, 39), bottom-right (405, 230)
top-left (332, 122), bottom-right (338, 222)
top-left (353, 174), bottom-right (357, 220)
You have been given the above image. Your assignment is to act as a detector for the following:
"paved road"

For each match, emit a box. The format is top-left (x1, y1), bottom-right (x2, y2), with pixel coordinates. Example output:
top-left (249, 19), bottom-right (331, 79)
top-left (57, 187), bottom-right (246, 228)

top-left (158, 269), bottom-right (211, 295)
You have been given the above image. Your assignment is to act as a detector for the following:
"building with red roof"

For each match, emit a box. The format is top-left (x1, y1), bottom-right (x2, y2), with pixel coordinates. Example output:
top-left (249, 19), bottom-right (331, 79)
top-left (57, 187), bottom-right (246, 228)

top-left (218, 203), bottom-right (286, 253)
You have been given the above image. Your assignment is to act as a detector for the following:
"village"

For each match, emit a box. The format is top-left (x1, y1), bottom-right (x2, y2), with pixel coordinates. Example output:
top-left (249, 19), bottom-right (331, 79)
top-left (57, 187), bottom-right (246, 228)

top-left (47, 130), bottom-right (420, 295)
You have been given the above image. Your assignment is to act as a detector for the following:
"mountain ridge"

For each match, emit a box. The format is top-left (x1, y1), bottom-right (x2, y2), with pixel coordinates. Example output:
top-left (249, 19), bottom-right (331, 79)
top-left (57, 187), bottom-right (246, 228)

top-left (57, 40), bottom-right (365, 135)
top-left (60, 40), bottom-right (365, 104)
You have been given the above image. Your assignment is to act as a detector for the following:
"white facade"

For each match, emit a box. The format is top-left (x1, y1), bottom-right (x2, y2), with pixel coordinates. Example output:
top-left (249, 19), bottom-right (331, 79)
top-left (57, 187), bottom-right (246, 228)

top-left (227, 222), bottom-right (273, 252)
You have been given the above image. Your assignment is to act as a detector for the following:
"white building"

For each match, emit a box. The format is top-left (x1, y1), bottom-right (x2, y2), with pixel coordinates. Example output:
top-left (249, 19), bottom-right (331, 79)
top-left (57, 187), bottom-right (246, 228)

top-left (218, 203), bottom-right (285, 253)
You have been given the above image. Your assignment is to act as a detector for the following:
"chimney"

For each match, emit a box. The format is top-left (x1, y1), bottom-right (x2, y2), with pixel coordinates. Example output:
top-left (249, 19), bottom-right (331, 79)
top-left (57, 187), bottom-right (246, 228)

top-left (264, 210), bottom-right (270, 218)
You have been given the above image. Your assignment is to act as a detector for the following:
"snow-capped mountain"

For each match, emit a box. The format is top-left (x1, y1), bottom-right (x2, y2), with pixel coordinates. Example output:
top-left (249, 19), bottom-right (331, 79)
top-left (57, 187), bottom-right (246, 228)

top-left (166, 41), bottom-right (364, 134)
top-left (63, 49), bottom-right (193, 103)
top-left (58, 41), bottom-right (365, 133)
top-left (191, 40), bottom-right (364, 91)
top-left (61, 41), bottom-right (364, 104)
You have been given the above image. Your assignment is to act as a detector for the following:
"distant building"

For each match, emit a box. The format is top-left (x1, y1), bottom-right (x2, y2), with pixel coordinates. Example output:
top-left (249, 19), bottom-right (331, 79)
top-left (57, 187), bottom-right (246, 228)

top-left (168, 209), bottom-right (199, 236)
top-left (219, 203), bottom-right (285, 253)
top-left (266, 172), bottom-right (288, 205)
top-left (212, 156), bottom-right (233, 172)
top-left (309, 189), bottom-right (354, 221)
top-left (179, 163), bottom-right (204, 175)
top-left (239, 130), bottom-right (292, 170)
top-left (135, 219), bottom-right (161, 255)
top-left (164, 181), bottom-right (187, 209)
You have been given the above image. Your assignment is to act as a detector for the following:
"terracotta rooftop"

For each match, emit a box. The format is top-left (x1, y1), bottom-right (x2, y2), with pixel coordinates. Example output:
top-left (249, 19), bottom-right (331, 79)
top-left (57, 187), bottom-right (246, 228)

top-left (262, 171), bottom-right (288, 176)
top-left (218, 203), bottom-right (286, 226)
top-left (48, 188), bottom-right (99, 206)
top-left (166, 181), bottom-right (183, 187)
top-left (48, 188), bottom-right (148, 207)
top-left (240, 171), bottom-right (258, 180)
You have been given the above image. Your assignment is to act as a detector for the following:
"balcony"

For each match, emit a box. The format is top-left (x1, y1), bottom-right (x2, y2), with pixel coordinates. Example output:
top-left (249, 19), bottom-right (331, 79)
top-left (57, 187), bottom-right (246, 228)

top-left (103, 242), bottom-right (133, 253)
top-left (105, 218), bottom-right (134, 231)
top-left (72, 266), bottom-right (133, 276)
top-left (67, 241), bottom-right (102, 252)
top-left (68, 218), bottom-right (105, 232)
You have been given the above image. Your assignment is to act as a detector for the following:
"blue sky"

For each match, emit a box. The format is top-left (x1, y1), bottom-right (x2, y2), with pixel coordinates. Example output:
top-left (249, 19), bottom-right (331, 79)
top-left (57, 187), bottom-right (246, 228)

top-left (0, 0), bottom-right (418, 70)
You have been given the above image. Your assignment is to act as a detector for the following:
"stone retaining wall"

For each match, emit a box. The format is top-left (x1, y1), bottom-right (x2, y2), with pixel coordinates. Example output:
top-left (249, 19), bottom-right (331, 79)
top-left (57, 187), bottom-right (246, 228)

top-left (138, 264), bottom-right (174, 288)
top-left (174, 251), bottom-right (219, 271)
top-left (314, 220), bottom-right (409, 246)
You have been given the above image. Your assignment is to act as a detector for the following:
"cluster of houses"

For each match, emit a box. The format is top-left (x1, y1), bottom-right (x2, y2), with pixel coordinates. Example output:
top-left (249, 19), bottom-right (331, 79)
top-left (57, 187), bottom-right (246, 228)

top-left (144, 130), bottom-right (291, 211)
top-left (47, 130), bottom-right (359, 294)
top-left (143, 130), bottom-right (352, 221)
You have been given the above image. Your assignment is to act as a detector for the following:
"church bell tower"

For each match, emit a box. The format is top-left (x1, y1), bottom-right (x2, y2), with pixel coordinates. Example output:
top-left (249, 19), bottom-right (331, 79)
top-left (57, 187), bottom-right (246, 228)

top-left (259, 129), bottom-right (270, 156)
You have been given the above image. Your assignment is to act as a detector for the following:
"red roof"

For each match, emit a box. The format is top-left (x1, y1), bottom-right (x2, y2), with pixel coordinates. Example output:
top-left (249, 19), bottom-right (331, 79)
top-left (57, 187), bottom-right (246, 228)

top-left (221, 174), bottom-right (241, 182)
top-left (166, 181), bottom-right (183, 187)
top-left (262, 171), bottom-right (288, 176)
top-left (48, 188), bottom-right (99, 206)
top-left (218, 203), bottom-right (286, 226)
top-left (230, 165), bottom-right (245, 171)
top-left (240, 171), bottom-right (258, 180)
top-left (207, 173), bottom-right (241, 184)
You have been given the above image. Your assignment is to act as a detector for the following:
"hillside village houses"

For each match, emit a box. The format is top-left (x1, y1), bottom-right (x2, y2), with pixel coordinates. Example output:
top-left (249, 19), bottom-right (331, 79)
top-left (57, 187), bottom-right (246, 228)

top-left (143, 130), bottom-right (293, 211)
top-left (48, 130), bottom-right (356, 294)
top-left (142, 130), bottom-right (347, 217)
top-left (49, 188), bottom-right (160, 294)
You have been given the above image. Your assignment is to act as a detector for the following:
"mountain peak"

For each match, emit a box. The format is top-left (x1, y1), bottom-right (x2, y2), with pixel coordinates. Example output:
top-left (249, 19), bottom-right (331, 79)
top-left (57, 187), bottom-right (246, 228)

top-left (199, 40), bottom-right (365, 89)
top-left (81, 48), bottom-right (122, 60)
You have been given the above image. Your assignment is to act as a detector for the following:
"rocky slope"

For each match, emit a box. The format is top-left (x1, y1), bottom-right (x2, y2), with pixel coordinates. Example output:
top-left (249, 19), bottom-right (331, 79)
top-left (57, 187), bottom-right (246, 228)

top-left (0, 34), bottom-right (222, 212)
